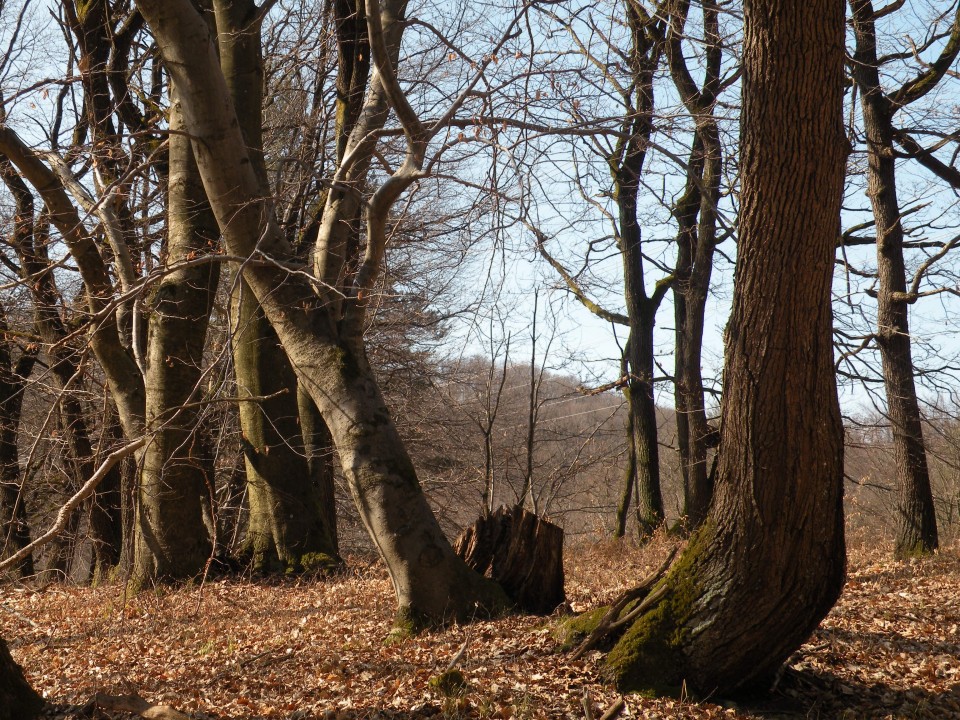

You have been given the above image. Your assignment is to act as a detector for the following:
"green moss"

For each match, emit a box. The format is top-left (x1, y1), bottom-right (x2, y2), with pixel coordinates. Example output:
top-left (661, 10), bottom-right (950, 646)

top-left (291, 551), bottom-right (344, 576)
top-left (554, 605), bottom-right (609, 649)
top-left (385, 606), bottom-right (431, 644)
top-left (605, 518), bottom-right (717, 696)
top-left (429, 669), bottom-right (469, 697)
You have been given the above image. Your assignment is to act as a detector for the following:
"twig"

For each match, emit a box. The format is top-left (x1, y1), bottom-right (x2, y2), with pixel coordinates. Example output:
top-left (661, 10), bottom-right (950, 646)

top-left (599, 697), bottom-right (626, 720)
top-left (0, 437), bottom-right (148, 574)
top-left (581, 688), bottom-right (595, 720)
top-left (0, 602), bottom-right (39, 628)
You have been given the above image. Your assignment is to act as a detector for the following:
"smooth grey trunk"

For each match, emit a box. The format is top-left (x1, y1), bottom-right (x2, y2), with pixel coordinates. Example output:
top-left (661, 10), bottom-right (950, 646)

top-left (134, 0), bottom-right (507, 624)
top-left (132, 79), bottom-right (220, 585)
top-left (216, 0), bottom-right (341, 573)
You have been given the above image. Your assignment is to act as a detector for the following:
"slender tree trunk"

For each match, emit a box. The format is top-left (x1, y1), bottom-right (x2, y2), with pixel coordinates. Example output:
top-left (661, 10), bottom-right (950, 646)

top-left (603, 0), bottom-right (848, 694)
top-left (668, 0), bottom-right (722, 531)
top-left (850, 0), bottom-right (939, 558)
top-left (132, 77), bottom-right (221, 585)
top-left (0, 158), bottom-right (123, 579)
top-left (0, 310), bottom-right (36, 578)
top-left (610, 5), bottom-right (668, 538)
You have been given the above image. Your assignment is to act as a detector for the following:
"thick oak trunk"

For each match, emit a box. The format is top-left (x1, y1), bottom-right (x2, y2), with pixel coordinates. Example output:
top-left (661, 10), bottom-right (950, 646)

top-left (603, 0), bottom-right (847, 695)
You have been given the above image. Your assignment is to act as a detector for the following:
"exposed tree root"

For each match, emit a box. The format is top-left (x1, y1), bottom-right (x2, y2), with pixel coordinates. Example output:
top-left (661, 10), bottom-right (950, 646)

top-left (570, 546), bottom-right (678, 660)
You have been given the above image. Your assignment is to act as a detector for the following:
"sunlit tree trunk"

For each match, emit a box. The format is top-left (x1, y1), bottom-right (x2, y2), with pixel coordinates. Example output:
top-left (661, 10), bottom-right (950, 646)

top-left (850, 0), bottom-right (942, 558)
top-left (132, 77), bottom-right (220, 585)
top-left (134, 0), bottom-right (507, 625)
top-left (215, 0), bottom-right (341, 573)
top-left (603, 0), bottom-right (848, 694)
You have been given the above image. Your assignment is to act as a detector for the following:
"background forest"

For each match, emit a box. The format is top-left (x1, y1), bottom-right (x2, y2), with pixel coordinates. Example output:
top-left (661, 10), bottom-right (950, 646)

top-left (1, 0), bottom-right (960, 717)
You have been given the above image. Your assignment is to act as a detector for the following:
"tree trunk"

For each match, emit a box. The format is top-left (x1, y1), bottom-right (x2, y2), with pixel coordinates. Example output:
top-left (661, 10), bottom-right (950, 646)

top-left (0, 309), bottom-right (36, 578)
top-left (667, 0), bottom-right (723, 532)
top-left (134, 0), bottom-right (506, 626)
top-left (216, 0), bottom-right (341, 573)
top-left (132, 77), bottom-right (220, 585)
top-left (610, 6), bottom-right (668, 539)
top-left (850, 0), bottom-right (939, 558)
top-left (0, 637), bottom-right (43, 720)
top-left (602, 0), bottom-right (848, 695)
top-left (0, 157), bottom-right (123, 579)
top-left (231, 283), bottom-right (341, 573)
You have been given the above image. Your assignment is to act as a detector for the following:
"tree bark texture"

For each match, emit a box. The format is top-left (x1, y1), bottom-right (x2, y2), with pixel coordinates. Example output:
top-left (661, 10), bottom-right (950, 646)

top-left (216, 0), bottom-right (341, 573)
top-left (603, 0), bottom-right (848, 695)
top-left (454, 505), bottom-right (565, 615)
top-left (0, 637), bottom-right (43, 720)
top-left (850, 0), bottom-right (939, 558)
top-left (133, 79), bottom-right (220, 585)
top-left (134, 0), bottom-right (505, 623)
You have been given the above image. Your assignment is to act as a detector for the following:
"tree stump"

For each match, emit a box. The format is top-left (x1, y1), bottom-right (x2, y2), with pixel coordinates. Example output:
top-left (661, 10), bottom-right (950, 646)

top-left (0, 637), bottom-right (43, 720)
top-left (454, 505), bottom-right (565, 614)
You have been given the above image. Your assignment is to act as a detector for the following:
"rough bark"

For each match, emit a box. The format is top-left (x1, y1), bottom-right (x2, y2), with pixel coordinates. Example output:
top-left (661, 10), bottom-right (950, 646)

top-left (0, 637), bottom-right (42, 720)
top-left (850, 0), bottom-right (945, 558)
top-left (132, 78), bottom-right (220, 585)
top-left (454, 505), bottom-right (565, 615)
top-left (602, 0), bottom-right (848, 695)
top-left (133, 0), bottom-right (504, 624)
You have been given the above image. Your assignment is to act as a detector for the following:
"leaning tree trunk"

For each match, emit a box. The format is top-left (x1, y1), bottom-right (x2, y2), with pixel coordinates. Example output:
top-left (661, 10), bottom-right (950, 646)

top-left (216, 0), bottom-right (341, 573)
top-left (132, 78), bottom-right (220, 586)
top-left (0, 637), bottom-right (43, 720)
top-left (850, 0), bottom-right (939, 558)
top-left (601, 0), bottom-right (848, 695)
top-left (134, 0), bottom-right (506, 626)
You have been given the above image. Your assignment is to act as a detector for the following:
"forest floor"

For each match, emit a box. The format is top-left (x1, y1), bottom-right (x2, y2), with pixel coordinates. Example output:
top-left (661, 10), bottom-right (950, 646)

top-left (2, 536), bottom-right (959, 720)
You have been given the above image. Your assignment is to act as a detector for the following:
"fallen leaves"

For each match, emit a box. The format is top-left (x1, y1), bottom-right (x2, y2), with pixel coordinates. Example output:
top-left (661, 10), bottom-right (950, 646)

top-left (1, 540), bottom-right (959, 718)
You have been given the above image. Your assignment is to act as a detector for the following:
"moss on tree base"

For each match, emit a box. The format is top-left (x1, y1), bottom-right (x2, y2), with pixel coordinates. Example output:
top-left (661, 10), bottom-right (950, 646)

top-left (603, 520), bottom-right (716, 696)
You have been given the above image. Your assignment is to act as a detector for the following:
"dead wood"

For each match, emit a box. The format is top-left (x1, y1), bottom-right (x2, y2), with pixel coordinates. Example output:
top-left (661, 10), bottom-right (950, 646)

top-left (455, 504), bottom-right (565, 614)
